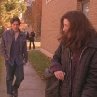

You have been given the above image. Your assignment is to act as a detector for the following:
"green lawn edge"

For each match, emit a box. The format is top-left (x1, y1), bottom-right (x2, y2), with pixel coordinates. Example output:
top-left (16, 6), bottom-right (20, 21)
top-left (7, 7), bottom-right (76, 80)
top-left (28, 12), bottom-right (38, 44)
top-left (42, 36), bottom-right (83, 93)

top-left (29, 50), bottom-right (51, 79)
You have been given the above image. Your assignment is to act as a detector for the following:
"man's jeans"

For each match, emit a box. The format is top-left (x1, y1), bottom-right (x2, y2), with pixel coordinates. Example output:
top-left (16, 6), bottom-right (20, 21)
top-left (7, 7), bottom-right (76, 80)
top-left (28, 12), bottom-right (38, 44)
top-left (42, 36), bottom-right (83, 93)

top-left (5, 60), bottom-right (24, 94)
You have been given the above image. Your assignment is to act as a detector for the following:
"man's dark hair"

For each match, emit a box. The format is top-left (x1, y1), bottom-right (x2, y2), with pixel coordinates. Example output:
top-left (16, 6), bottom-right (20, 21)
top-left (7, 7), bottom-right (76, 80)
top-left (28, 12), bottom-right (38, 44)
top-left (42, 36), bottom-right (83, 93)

top-left (59, 11), bottom-right (97, 49)
top-left (10, 16), bottom-right (21, 25)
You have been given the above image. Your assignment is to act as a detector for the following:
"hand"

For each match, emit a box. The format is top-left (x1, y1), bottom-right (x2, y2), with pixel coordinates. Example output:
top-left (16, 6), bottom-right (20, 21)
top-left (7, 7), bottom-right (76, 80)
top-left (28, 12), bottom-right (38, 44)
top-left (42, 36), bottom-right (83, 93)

top-left (5, 59), bottom-right (10, 65)
top-left (23, 60), bottom-right (28, 65)
top-left (5, 57), bottom-right (9, 64)
top-left (5, 57), bottom-right (9, 61)
top-left (54, 71), bottom-right (65, 81)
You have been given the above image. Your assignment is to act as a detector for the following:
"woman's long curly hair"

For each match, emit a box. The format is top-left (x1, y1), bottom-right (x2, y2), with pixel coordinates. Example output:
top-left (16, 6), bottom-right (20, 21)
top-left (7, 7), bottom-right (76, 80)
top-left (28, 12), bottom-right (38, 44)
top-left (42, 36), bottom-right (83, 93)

top-left (59, 11), bottom-right (97, 49)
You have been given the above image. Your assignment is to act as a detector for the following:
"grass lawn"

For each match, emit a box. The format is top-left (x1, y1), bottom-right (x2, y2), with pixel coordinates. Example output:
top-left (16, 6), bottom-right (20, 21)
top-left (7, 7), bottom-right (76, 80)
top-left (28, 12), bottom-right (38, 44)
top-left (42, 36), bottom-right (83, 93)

top-left (29, 50), bottom-right (51, 79)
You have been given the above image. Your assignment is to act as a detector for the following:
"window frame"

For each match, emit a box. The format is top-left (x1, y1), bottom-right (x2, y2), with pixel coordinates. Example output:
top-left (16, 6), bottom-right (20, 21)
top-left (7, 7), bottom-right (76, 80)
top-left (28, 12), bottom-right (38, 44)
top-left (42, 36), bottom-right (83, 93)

top-left (82, 0), bottom-right (90, 17)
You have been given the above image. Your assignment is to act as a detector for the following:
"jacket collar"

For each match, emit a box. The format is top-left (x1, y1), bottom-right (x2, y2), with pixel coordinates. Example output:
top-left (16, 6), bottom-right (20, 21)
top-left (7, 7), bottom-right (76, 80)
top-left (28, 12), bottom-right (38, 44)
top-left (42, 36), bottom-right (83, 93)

top-left (9, 29), bottom-right (23, 36)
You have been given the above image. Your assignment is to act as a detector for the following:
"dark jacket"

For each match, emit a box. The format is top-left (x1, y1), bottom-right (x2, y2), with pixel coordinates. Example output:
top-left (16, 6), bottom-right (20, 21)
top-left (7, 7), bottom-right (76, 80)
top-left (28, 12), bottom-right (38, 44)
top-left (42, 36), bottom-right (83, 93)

top-left (27, 31), bottom-right (35, 42)
top-left (50, 39), bottom-right (97, 97)
top-left (0, 29), bottom-right (28, 65)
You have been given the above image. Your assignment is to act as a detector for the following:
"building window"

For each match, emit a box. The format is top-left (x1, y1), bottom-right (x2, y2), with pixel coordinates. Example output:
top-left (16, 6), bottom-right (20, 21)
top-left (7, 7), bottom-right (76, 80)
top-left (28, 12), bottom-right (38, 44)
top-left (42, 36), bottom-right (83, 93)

top-left (82, 0), bottom-right (90, 17)
top-left (77, 0), bottom-right (90, 17)
top-left (46, 0), bottom-right (53, 4)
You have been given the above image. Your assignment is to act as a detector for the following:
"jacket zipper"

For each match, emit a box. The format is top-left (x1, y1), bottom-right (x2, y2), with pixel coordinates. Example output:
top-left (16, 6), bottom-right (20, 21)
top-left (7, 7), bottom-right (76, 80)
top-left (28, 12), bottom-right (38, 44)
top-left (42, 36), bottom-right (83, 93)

top-left (68, 47), bottom-right (87, 97)
top-left (79, 47), bottom-right (88, 62)
top-left (68, 48), bottom-right (72, 97)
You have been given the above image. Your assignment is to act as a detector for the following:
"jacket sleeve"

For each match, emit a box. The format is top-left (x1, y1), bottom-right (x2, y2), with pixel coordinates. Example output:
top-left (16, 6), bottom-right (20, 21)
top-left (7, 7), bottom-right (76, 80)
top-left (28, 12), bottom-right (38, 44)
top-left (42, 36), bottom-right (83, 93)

top-left (23, 36), bottom-right (28, 63)
top-left (81, 51), bottom-right (97, 97)
top-left (0, 32), bottom-right (8, 59)
top-left (50, 43), bottom-right (63, 72)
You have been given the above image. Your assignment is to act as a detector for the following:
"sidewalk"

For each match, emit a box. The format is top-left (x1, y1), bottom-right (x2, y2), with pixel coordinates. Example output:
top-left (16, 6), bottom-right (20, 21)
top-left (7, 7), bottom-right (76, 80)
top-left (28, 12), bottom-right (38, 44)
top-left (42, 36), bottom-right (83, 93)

top-left (0, 63), bottom-right (45, 97)
top-left (27, 41), bottom-right (41, 48)
top-left (19, 63), bottom-right (45, 97)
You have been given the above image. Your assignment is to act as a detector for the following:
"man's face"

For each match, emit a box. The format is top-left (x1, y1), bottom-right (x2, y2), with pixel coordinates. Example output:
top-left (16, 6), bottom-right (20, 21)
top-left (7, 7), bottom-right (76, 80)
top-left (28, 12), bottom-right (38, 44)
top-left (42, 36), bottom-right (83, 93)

top-left (11, 21), bottom-right (20, 32)
top-left (63, 18), bottom-right (71, 39)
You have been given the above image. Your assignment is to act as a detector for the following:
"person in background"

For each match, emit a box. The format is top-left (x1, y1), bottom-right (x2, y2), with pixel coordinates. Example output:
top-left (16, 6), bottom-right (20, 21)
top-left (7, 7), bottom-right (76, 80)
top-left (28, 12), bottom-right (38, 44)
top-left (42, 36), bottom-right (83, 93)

top-left (50, 11), bottom-right (97, 97)
top-left (27, 30), bottom-right (35, 50)
top-left (0, 17), bottom-right (28, 97)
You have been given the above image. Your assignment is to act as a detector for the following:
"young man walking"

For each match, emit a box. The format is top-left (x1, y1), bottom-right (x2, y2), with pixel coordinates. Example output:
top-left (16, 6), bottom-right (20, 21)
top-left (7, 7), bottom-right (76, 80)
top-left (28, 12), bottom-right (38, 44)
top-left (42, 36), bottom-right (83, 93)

top-left (0, 17), bottom-right (28, 97)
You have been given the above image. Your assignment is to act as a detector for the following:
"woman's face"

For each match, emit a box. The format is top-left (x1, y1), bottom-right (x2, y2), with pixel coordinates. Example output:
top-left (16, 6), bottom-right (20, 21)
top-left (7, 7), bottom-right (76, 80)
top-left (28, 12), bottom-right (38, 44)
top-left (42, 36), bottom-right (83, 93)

top-left (63, 18), bottom-right (71, 38)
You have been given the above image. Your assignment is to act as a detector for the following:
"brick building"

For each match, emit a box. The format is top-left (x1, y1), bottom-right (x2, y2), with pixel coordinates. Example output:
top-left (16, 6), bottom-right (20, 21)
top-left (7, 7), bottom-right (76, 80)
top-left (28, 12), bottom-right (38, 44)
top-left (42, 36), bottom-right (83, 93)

top-left (33, 0), bottom-right (42, 36)
top-left (24, 0), bottom-right (42, 37)
top-left (41, 0), bottom-right (97, 57)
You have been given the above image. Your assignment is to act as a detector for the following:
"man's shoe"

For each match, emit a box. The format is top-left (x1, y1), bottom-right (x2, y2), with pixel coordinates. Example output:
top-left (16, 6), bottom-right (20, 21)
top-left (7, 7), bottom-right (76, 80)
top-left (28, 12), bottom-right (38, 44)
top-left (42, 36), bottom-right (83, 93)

top-left (13, 89), bottom-right (18, 97)
top-left (7, 94), bottom-right (13, 97)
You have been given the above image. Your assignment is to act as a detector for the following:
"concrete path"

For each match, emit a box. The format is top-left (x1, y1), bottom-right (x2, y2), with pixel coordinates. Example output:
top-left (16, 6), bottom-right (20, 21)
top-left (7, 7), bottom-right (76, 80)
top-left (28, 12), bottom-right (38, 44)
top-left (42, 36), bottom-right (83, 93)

top-left (0, 63), bottom-right (45, 97)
